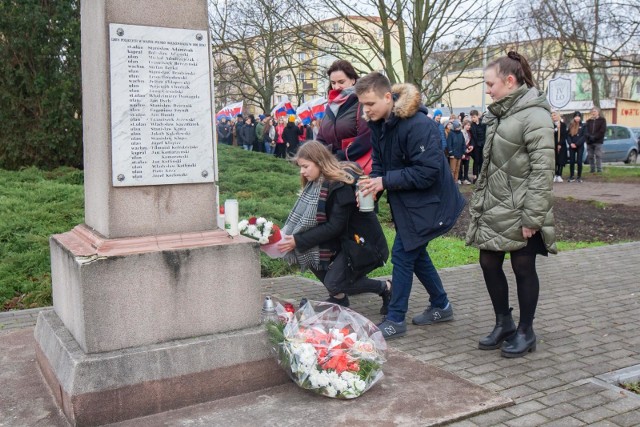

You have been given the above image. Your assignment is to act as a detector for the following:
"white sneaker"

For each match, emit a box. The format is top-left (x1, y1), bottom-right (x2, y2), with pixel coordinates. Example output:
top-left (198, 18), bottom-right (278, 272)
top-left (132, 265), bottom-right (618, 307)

top-left (457, 180), bottom-right (462, 184)
top-left (557, 176), bottom-right (563, 183)
top-left (553, 176), bottom-right (558, 183)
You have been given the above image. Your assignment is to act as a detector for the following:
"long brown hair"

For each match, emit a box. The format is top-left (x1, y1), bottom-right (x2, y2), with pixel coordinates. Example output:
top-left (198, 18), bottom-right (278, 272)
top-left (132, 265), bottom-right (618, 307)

top-left (487, 51), bottom-right (536, 89)
top-left (292, 141), bottom-right (356, 187)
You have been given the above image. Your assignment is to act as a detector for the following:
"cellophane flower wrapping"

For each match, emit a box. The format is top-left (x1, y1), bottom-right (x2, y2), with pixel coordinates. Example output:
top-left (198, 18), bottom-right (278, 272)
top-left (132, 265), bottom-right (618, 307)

top-left (265, 299), bottom-right (387, 399)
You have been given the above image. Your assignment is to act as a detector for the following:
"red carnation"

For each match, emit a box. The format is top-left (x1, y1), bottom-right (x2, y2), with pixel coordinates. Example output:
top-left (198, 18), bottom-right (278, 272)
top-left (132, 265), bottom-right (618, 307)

top-left (268, 224), bottom-right (282, 244)
top-left (248, 216), bottom-right (257, 225)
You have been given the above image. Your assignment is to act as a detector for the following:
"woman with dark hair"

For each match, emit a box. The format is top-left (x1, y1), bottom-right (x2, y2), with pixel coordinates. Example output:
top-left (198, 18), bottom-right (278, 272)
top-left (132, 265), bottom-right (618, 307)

top-left (316, 59), bottom-right (372, 174)
top-left (567, 111), bottom-right (586, 182)
top-left (277, 141), bottom-right (390, 313)
top-left (466, 51), bottom-right (556, 358)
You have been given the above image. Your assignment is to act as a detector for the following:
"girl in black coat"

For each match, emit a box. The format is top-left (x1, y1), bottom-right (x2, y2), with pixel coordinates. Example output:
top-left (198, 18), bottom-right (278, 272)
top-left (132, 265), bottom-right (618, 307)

top-left (567, 111), bottom-right (586, 182)
top-left (282, 116), bottom-right (302, 156)
top-left (277, 141), bottom-right (391, 313)
top-left (551, 112), bottom-right (568, 182)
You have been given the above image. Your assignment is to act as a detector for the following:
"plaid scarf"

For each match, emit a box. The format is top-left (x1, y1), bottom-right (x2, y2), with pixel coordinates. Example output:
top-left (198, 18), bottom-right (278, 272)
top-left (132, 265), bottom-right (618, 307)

top-left (328, 87), bottom-right (355, 116)
top-left (283, 178), bottom-right (333, 270)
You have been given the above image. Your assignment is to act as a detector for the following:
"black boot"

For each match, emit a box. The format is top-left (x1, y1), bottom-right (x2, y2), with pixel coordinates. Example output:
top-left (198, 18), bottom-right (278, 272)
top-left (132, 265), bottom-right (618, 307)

top-left (478, 310), bottom-right (516, 350)
top-left (501, 324), bottom-right (536, 358)
top-left (379, 280), bottom-right (392, 315)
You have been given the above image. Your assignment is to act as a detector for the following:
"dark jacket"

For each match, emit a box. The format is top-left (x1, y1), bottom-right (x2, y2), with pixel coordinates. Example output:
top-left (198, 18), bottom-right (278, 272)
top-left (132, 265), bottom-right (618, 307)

top-left (567, 122), bottom-right (587, 148)
top-left (235, 121), bottom-right (245, 145)
top-left (217, 122), bottom-right (231, 144)
top-left (366, 84), bottom-right (466, 251)
top-left (447, 129), bottom-right (466, 159)
top-left (470, 120), bottom-right (487, 148)
top-left (553, 121), bottom-right (569, 166)
top-left (317, 92), bottom-right (372, 161)
top-left (294, 180), bottom-right (388, 270)
top-left (282, 122), bottom-right (302, 151)
top-left (293, 182), bottom-right (355, 255)
top-left (585, 116), bottom-right (606, 145)
top-left (241, 123), bottom-right (257, 146)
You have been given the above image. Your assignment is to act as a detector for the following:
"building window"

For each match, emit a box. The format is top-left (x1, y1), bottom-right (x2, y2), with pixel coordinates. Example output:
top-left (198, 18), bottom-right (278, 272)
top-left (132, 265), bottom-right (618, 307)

top-left (298, 72), bottom-right (305, 81)
top-left (287, 75), bottom-right (293, 83)
top-left (298, 52), bottom-right (305, 61)
top-left (636, 81), bottom-right (640, 94)
top-left (610, 81), bottom-right (619, 98)
top-left (276, 95), bottom-right (282, 103)
top-left (332, 23), bottom-right (340, 32)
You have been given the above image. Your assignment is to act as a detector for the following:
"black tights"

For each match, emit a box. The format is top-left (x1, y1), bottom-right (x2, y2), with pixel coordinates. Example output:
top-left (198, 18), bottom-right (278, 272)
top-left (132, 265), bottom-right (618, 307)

top-left (479, 250), bottom-right (539, 330)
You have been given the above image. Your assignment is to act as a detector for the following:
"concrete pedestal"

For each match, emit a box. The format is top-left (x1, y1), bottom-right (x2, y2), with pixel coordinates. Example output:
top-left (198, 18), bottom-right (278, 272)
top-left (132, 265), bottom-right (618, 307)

top-left (35, 226), bottom-right (288, 425)
top-left (35, 311), bottom-right (288, 426)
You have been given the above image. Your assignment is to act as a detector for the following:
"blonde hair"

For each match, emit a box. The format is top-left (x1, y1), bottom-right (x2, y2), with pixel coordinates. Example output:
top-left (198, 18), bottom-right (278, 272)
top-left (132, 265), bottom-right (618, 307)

top-left (292, 141), bottom-right (356, 187)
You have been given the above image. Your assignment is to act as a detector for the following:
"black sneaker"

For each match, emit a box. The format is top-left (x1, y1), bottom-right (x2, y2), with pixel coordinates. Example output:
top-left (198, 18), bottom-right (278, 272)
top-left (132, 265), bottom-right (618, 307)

top-left (326, 295), bottom-right (350, 307)
top-left (377, 319), bottom-right (407, 339)
top-left (568, 177), bottom-right (576, 183)
top-left (412, 304), bottom-right (454, 325)
top-left (577, 177), bottom-right (583, 183)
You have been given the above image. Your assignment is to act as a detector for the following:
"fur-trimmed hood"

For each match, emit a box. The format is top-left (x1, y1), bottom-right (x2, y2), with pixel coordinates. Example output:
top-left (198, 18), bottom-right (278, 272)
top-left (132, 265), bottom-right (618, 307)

top-left (363, 83), bottom-right (423, 121)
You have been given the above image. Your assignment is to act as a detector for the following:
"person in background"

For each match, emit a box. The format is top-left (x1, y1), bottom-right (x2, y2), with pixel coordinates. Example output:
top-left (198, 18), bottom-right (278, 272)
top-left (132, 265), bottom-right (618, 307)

top-left (254, 114), bottom-right (265, 153)
top-left (297, 119), bottom-right (308, 147)
top-left (459, 119), bottom-right (473, 184)
top-left (283, 115), bottom-right (302, 156)
top-left (274, 117), bottom-right (287, 158)
top-left (585, 106), bottom-right (606, 173)
top-left (551, 111), bottom-right (568, 182)
top-left (469, 109), bottom-right (486, 183)
top-left (567, 111), bottom-right (586, 182)
top-left (310, 119), bottom-right (320, 140)
top-left (234, 114), bottom-right (244, 147)
top-left (217, 117), bottom-right (232, 145)
top-left (262, 116), bottom-right (274, 155)
top-left (316, 59), bottom-right (373, 174)
top-left (432, 109), bottom-right (447, 153)
top-left (277, 141), bottom-right (392, 314)
top-left (241, 115), bottom-right (257, 151)
top-left (355, 72), bottom-right (465, 339)
top-left (447, 120), bottom-right (466, 184)
top-left (466, 51), bottom-right (556, 358)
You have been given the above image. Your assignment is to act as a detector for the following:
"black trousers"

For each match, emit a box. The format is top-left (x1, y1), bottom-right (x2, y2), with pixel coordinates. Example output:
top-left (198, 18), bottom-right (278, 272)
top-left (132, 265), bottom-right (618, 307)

top-left (274, 143), bottom-right (286, 158)
top-left (472, 149), bottom-right (484, 178)
top-left (569, 145), bottom-right (584, 178)
top-left (311, 250), bottom-right (384, 297)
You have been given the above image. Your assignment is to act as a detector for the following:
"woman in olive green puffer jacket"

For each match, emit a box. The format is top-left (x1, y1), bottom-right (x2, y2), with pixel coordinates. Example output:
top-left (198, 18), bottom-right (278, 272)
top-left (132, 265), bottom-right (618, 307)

top-left (466, 52), bottom-right (556, 359)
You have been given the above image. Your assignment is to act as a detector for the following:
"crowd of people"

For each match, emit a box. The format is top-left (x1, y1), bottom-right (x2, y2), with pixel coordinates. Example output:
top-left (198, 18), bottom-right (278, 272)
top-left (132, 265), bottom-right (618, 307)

top-left (221, 53), bottom-right (559, 358)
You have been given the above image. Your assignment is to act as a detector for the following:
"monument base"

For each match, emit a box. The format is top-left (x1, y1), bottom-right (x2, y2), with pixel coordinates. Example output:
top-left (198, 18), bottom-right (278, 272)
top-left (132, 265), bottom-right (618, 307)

top-left (35, 310), bottom-right (289, 426)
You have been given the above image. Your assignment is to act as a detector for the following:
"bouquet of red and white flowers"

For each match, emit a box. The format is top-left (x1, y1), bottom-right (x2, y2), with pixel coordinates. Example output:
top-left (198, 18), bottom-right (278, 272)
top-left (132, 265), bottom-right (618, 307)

top-left (265, 299), bottom-right (386, 399)
top-left (238, 216), bottom-right (281, 245)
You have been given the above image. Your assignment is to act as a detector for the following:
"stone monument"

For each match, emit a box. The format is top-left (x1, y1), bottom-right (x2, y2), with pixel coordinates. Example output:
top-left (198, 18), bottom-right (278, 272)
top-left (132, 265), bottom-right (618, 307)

top-left (33, 1), bottom-right (287, 425)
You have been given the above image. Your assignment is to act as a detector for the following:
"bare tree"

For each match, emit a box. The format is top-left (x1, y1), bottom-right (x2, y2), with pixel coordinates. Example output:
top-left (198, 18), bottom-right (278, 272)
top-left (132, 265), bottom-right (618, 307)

top-left (209, 0), bottom-right (306, 113)
top-left (285, 0), bottom-right (512, 105)
top-left (531, 0), bottom-right (640, 107)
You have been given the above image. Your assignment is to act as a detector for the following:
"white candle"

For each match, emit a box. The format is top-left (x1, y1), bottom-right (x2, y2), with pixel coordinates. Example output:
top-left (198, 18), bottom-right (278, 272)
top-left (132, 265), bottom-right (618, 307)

top-left (224, 199), bottom-right (239, 236)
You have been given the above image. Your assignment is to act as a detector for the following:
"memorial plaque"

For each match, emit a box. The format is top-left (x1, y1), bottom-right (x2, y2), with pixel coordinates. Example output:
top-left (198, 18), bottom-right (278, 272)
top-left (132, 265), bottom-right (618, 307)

top-left (109, 23), bottom-right (215, 186)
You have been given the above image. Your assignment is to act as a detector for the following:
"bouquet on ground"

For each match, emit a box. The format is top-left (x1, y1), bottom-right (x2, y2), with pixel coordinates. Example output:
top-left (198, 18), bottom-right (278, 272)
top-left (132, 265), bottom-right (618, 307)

top-left (265, 298), bottom-right (386, 399)
top-left (238, 216), bottom-right (281, 245)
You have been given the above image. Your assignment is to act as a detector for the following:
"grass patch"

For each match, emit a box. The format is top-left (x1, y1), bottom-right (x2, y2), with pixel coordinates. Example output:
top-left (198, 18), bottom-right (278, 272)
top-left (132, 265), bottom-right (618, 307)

top-left (620, 381), bottom-right (640, 395)
top-left (0, 167), bottom-right (84, 309)
top-left (0, 144), bottom-right (635, 310)
top-left (598, 164), bottom-right (640, 182)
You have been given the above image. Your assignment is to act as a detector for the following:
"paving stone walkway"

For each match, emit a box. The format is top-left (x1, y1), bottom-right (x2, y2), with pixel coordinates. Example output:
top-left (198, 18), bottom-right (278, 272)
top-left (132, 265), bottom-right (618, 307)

top-left (2, 242), bottom-right (640, 425)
